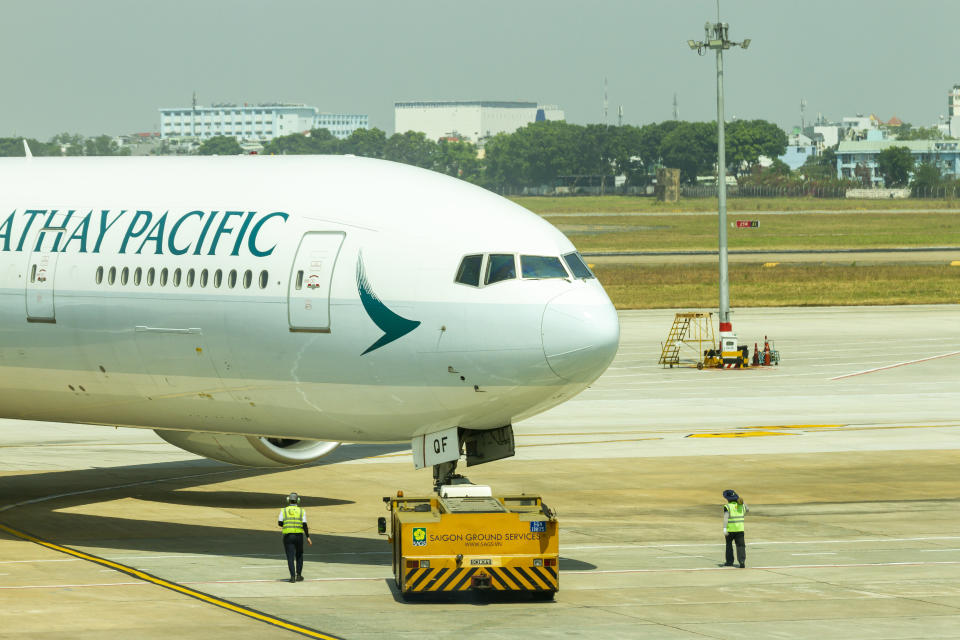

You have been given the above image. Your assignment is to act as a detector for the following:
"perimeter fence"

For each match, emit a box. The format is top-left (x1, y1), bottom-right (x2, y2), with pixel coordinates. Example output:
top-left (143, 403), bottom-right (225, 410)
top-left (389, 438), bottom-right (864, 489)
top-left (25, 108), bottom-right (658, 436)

top-left (678, 184), bottom-right (960, 199)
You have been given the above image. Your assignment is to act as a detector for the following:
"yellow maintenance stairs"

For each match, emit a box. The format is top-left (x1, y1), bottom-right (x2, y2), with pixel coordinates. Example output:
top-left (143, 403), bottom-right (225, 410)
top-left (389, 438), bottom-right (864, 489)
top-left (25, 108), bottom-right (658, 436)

top-left (658, 312), bottom-right (716, 368)
top-left (378, 484), bottom-right (559, 600)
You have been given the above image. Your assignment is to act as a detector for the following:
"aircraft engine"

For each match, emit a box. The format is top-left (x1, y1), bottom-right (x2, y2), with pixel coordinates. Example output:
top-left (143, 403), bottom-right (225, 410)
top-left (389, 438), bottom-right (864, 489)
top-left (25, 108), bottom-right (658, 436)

top-left (154, 430), bottom-right (340, 468)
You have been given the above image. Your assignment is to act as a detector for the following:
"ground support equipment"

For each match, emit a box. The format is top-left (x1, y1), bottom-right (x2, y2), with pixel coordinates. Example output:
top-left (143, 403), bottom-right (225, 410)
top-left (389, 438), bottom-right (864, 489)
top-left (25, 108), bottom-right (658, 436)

top-left (659, 312), bottom-right (715, 368)
top-left (378, 484), bottom-right (559, 600)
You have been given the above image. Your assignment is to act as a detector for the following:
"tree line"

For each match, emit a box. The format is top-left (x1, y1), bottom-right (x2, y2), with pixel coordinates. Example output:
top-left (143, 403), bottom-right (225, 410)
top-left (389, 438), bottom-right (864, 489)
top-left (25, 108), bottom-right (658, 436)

top-left (6, 121), bottom-right (957, 195)
top-left (0, 133), bottom-right (130, 157)
top-left (247, 119), bottom-right (787, 193)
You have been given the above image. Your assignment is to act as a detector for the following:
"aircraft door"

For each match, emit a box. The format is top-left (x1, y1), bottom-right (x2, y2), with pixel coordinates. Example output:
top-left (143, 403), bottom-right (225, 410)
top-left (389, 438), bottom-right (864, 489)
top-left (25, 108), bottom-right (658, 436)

top-left (25, 221), bottom-right (66, 323)
top-left (288, 231), bottom-right (346, 332)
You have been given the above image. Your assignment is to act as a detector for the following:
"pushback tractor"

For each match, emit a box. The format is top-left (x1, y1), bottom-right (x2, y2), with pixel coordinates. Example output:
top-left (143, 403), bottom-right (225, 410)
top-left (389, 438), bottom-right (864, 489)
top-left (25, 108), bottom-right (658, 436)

top-left (378, 484), bottom-right (559, 600)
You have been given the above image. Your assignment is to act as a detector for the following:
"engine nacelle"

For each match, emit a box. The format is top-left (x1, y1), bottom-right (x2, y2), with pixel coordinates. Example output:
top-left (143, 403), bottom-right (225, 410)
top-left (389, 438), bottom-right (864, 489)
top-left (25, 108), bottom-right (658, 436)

top-left (154, 430), bottom-right (340, 467)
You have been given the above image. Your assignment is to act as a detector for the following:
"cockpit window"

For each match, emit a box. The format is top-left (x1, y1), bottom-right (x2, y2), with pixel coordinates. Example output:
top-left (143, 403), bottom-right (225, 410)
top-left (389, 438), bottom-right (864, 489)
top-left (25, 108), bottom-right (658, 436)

top-left (485, 254), bottom-right (516, 285)
top-left (455, 254), bottom-right (483, 287)
top-left (563, 252), bottom-right (595, 279)
top-left (521, 255), bottom-right (568, 279)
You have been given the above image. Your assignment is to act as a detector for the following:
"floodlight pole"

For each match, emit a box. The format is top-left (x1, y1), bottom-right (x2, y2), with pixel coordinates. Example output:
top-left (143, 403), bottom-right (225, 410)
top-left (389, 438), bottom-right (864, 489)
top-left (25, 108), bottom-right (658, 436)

top-left (689, 21), bottom-right (750, 337)
top-left (715, 29), bottom-right (729, 333)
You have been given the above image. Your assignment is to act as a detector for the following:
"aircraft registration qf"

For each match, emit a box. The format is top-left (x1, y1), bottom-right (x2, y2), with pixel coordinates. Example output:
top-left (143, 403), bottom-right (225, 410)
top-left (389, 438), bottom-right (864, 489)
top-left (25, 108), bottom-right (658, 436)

top-left (0, 155), bottom-right (619, 486)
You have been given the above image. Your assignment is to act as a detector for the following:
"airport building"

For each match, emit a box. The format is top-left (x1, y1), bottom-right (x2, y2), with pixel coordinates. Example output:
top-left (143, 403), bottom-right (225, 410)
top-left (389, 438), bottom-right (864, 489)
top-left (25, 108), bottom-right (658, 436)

top-left (780, 131), bottom-right (818, 171)
top-left (394, 100), bottom-right (564, 146)
top-left (159, 104), bottom-right (369, 143)
top-left (836, 139), bottom-right (960, 185)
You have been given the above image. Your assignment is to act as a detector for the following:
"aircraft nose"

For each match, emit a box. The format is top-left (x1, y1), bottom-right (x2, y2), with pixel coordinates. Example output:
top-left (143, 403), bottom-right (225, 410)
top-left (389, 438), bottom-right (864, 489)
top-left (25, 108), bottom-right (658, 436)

top-left (541, 286), bottom-right (620, 382)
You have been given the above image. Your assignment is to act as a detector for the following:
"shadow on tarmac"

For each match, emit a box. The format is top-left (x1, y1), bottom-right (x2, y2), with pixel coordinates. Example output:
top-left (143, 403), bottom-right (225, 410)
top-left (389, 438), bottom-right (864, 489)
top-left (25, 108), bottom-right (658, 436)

top-left (142, 489), bottom-right (352, 509)
top-left (0, 442), bottom-right (409, 566)
top-left (385, 580), bottom-right (562, 605)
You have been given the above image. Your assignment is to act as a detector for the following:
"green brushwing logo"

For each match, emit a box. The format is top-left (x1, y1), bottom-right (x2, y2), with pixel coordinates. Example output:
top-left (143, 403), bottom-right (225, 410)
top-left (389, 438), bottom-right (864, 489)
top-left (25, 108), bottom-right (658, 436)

top-left (356, 253), bottom-right (420, 355)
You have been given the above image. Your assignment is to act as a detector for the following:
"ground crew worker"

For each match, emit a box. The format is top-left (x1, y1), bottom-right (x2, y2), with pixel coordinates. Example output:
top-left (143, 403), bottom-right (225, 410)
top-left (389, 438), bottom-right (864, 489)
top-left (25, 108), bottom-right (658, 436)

top-left (722, 489), bottom-right (748, 568)
top-left (278, 492), bottom-right (312, 582)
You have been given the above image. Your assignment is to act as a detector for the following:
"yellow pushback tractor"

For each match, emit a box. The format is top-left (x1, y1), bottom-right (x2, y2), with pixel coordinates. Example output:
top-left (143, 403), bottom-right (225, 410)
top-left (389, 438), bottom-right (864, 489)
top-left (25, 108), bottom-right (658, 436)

top-left (378, 484), bottom-right (559, 600)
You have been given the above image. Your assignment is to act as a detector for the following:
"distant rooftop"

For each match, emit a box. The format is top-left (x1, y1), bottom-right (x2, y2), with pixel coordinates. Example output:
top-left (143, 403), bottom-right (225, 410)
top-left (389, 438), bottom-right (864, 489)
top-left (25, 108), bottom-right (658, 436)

top-left (395, 100), bottom-right (539, 109)
top-left (837, 139), bottom-right (959, 152)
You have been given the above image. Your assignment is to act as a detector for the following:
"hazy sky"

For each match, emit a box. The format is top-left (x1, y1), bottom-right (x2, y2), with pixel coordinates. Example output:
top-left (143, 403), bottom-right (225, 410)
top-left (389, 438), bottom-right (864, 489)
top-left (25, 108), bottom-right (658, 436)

top-left (2, 1), bottom-right (956, 140)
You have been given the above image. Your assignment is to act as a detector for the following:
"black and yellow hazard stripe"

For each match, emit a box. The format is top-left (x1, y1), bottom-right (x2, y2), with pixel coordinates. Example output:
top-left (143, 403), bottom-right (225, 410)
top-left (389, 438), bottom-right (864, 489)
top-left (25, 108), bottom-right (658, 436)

top-left (404, 564), bottom-right (557, 593)
top-left (488, 565), bottom-right (557, 592)
top-left (404, 566), bottom-right (478, 592)
top-left (0, 521), bottom-right (343, 640)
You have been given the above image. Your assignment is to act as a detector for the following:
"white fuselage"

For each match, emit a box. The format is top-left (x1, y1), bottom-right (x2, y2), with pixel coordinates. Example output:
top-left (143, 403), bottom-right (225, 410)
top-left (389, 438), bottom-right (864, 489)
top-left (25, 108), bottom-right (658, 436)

top-left (0, 156), bottom-right (619, 444)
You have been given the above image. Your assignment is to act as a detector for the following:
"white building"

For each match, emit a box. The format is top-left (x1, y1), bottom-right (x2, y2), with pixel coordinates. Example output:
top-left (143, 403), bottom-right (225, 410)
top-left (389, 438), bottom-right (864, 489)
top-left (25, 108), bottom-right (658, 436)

top-left (394, 101), bottom-right (564, 145)
top-left (159, 103), bottom-right (368, 143)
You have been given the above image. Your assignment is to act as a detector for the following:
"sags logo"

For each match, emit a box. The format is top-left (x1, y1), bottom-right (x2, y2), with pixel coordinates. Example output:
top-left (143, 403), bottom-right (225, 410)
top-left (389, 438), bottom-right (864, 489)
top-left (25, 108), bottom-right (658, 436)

top-left (412, 527), bottom-right (427, 547)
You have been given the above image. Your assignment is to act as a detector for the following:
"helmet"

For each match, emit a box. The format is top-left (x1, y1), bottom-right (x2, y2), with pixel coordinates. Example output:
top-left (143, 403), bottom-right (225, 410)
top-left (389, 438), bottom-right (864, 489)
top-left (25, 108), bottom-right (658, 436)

top-left (722, 489), bottom-right (739, 502)
top-left (287, 492), bottom-right (300, 505)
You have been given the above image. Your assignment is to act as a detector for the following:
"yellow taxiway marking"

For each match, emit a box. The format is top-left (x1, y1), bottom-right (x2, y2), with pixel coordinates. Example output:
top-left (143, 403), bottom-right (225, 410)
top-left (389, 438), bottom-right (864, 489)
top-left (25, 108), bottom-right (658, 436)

top-left (0, 521), bottom-right (343, 640)
top-left (369, 436), bottom-right (664, 458)
top-left (951, 260), bottom-right (960, 266)
top-left (742, 424), bottom-right (845, 430)
top-left (762, 262), bottom-right (779, 267)
top-left (687, 431), bottom-right (795, 438)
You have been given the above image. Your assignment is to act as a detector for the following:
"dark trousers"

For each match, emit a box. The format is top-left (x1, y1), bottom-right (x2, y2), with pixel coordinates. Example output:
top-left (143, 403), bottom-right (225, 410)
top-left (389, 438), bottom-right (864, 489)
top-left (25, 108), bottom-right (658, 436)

top-left (283, 532), bottom-right (304, 577)
top-left (725, 531), bottom-right (745, 565)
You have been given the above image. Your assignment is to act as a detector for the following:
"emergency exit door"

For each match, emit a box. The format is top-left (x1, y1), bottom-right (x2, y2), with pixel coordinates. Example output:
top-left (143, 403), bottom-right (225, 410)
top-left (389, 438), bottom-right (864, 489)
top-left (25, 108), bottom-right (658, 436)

top-left (288, 231), bottom-right (346, 332)
top-left (26, 235), bottom-right (62, 323)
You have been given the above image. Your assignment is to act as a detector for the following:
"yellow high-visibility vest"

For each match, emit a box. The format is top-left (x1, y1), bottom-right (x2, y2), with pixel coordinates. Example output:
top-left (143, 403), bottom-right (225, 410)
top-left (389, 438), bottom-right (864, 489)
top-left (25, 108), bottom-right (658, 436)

top-left (725, 502), bottom-right (745, 532)
top-left (282, 505), bottom-right (304, 535)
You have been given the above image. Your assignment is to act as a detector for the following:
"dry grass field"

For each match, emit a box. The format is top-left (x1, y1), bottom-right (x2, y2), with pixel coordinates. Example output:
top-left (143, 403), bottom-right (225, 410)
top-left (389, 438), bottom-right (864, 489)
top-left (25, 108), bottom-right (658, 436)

top-left (549, 212), bottom-right (960, 253)
top-left (593, 263), bottom-right (960, 309)
top-left (512, 195), bottom-right (960, 214)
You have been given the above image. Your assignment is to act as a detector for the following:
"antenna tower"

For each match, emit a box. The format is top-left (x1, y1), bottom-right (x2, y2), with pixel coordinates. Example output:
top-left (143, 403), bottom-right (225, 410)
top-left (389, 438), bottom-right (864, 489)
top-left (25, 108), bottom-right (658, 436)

top-left (603, 77), bottom-right (608, 124)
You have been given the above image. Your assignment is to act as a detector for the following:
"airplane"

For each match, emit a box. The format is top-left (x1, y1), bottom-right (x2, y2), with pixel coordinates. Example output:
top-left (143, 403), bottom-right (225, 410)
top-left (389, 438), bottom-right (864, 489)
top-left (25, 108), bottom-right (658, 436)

top-left (0, 154), bottom-right (619, 487)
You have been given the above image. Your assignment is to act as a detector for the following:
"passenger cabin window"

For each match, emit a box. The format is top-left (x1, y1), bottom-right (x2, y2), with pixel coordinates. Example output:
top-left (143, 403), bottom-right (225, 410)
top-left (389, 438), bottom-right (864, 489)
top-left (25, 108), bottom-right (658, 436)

top-left (521, 255), bottom-right (568, 279)
top-left (455, 254), bottom-right (483, 287)
top-left (108, 267), bottom-right (117, 285)
top-left (228, 269), bottom-right (238, 288)
top-left (186, 268), bottom-right (195, 287)
top-left (243, 269), bottom-right (252, 289)
top-left (95, 267), bottom-right (104, 284)
top-left (199, 269), bottom-right (208, 288)
top-left (160, 268), bottom-right (168, 287)
top-left (147, 267), bottom-right (155, 286)
top-left (172, 268), bottom-right (182, 287)
top-left (563, 252), bottom-right (595, 279)
top-left (258, 270), bottom-right (269, 289)
top-left (133, 267), bottom-right (142, 286)
top-left (213, 269), bottom-right (222, 288)
top-left (485, 254), bottom-right (516, 285)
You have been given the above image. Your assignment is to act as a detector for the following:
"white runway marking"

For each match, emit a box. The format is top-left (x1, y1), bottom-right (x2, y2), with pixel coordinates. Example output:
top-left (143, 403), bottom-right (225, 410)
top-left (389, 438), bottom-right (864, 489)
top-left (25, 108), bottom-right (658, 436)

top-left (564, 560), bottom-right (960, 575)
top-left (0, 558), bottom-right (79, 564)
top-left (9, 559), bottom-right (959, 590)
top-left (830, 350), bottom-right (960, 380)
top-left (0, 581), bottom-right (144, 590)
top-left (562, 536), bottom-right (960, 551)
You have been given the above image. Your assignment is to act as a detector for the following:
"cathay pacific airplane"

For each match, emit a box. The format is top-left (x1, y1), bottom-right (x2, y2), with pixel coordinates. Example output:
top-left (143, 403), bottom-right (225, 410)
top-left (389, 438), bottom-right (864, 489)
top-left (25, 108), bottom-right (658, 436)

top-left (0, 154), bottom-right (618, 486)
